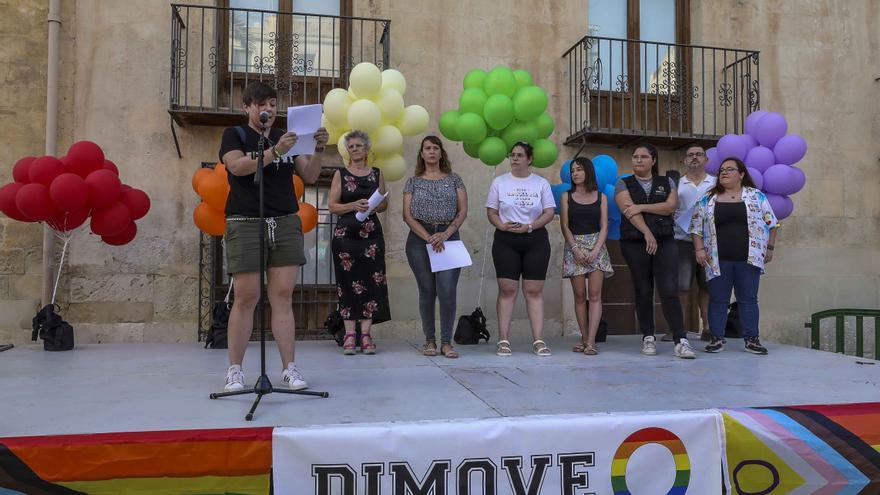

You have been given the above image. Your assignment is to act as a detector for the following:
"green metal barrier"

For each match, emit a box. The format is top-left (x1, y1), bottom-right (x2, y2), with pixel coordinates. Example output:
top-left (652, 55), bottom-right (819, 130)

top-left (804, 308), bottom-right (880, 358)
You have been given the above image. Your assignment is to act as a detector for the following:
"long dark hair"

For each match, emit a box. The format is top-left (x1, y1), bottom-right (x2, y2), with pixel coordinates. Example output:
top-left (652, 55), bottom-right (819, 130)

top-left (710, 157), bottom-right (756, 196)
top-left (570, 157), bottom-right (598, 193)
top-left (415, 135), bottom-right (451, 176)
top-left (633, 143), bottom-right (659, 176)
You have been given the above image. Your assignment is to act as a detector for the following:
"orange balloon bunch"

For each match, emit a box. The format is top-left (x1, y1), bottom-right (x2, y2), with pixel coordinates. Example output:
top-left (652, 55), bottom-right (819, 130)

top-left (191, 164), bottom-right (229, 236)
top-left (191, 164), bottom-right (318, 236)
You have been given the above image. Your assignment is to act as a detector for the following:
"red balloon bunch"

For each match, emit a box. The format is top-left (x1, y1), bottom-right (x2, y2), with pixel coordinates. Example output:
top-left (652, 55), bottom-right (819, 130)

top-left (0, 141), bottom-right (151, 246)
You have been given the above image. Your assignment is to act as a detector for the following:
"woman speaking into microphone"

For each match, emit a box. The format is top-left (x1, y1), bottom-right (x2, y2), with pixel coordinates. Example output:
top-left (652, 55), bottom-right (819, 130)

top-left (218, 82), bottom-right (329, 392)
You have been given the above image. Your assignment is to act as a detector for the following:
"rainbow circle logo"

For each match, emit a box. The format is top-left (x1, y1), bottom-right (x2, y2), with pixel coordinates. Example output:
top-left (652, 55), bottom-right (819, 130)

top-left (611, 427), bottom-right (690, 495)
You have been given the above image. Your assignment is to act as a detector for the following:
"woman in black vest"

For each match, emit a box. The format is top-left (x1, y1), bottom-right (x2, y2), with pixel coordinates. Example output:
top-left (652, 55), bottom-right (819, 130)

top-left (614, 144), bottom-right (695, 359)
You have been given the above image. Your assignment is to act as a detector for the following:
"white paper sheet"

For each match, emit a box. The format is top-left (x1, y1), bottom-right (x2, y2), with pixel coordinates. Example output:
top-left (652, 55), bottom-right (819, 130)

top-left (675, 204), bottom-right (695, 234)
top-left (426, 240), bottom-right (473, 273)
top-left (284, 104), bottom-right (323, 158)
top-left (355, 189), bottom-right (389, 222)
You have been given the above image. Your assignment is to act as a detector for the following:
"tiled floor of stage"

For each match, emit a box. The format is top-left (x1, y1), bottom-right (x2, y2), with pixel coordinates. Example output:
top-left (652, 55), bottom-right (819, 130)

top-left (2, 335), bottom-right (878, 436)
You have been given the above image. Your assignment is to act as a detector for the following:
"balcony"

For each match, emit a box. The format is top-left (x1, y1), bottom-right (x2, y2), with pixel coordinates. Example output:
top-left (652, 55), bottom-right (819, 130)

top-left (563, 35), bottom-right (759, 148)
top-left (169, 4), bottom-right (391, 128)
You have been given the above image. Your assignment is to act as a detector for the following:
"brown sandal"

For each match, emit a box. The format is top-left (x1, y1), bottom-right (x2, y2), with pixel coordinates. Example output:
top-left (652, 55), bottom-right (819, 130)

top-left (572, 341), bottom-right (587, 353)
top-left (440, 343), bottom-right (459, 359)
top-left (584, 343), bottom-right (598, 356)
top-left (361, 334), bottom-right (376, 355)
top-left (422, 340), bottom-right (438, 356)
top-left (342, 333), bottom-right (357, 355)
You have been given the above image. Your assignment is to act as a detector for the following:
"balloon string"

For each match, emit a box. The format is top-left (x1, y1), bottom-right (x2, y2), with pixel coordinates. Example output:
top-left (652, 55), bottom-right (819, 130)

top-left (50, 234), bottom-right (71, 305)
top-left (476, 165), bottom-right (500, 309)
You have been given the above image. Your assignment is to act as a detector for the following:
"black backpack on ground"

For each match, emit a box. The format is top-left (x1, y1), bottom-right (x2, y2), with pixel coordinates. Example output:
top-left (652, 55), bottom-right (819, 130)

top-left (31, 304), bottom-right (74, 351)
top-left (454, 307), bottom-right (490, 345)
top-left (206, 283), bottom-right (233, 349)
top-left (596, 319), bottom-right (608, 343)
top-left (725, 302), bottom-right (743, 339)
top-left (324, 309), bottom-right (361, 347)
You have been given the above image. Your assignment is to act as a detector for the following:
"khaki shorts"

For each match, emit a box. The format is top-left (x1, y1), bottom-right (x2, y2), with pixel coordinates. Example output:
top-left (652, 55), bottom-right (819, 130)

top-left (225, 214), bottom-right (306, 274)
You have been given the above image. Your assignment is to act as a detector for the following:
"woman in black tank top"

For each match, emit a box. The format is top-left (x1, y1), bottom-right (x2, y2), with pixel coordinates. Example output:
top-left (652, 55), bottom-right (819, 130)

top-left (560, 157), bottom-right (614, 355)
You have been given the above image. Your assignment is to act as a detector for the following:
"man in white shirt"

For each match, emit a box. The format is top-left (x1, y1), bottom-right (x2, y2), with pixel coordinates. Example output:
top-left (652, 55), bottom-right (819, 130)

top-left (664, 145), bottom-right (716, 341)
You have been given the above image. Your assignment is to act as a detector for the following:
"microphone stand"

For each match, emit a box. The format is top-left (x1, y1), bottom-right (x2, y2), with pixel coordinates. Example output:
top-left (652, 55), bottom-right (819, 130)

top-left (210, 115), bottom-right (328, 420)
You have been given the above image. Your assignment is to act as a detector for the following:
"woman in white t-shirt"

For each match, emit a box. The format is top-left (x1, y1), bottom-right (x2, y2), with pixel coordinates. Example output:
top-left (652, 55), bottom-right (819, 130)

top-left (485, 141), bottom-right (557, 357)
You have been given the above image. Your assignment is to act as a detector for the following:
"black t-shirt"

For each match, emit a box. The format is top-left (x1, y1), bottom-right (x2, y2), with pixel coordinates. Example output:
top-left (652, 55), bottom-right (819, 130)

top-left (218, 125), bottom-right (300, 217)
top-left (714, 201), bottom-right (748, 262)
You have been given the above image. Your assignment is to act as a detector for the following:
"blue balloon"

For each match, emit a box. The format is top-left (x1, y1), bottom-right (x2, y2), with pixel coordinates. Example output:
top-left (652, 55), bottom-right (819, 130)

top-left (560, 159), bottom-right (573, 184)
top-left (603, 183), bottom-right (621, 240)
top-left (551, 182), bottom-right (571, 214)
top-left (593, 154), bottom-right (619, 190)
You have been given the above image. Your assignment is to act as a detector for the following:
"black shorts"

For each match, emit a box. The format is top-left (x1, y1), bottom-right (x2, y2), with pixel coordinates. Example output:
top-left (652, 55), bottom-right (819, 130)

top-left (492, 228), bottom-right (551, 281)
top-left (676, 240), bottom-right (707, 292)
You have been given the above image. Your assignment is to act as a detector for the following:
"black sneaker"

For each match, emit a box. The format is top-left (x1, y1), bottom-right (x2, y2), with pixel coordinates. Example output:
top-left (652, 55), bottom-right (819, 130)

top-left (704, 336), bottom-right (725, 353)
top-left (744, 337), bottom-right (768, 355)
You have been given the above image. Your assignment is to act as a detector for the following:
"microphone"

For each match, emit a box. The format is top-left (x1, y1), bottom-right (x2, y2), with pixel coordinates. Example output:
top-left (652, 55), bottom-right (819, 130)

top-left (259, 111), bottom-right (270, 124)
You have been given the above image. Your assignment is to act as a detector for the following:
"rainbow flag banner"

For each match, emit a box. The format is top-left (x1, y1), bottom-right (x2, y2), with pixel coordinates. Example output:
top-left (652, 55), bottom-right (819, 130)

top-left (3, 403), bottom-right (879, 494)
top-left (0, 427), bottom-right (272, 494)
top-left (721, 402), bottom-right (880, 494)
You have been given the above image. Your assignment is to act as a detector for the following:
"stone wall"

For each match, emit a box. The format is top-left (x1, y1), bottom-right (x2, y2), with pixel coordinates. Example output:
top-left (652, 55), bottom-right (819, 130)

top-left (0, 0), bottom-right (877, 349)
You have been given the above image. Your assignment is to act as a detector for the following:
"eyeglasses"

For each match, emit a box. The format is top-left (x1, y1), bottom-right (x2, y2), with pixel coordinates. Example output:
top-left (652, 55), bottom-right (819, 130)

top-left (509, 152), bottom-right (527, 158)
top-left (686, 152), bottom-right (705, 158)
top-left (718, 167), bottom-right (740, 174)
top-left (347, 143), bottom-right (366, 150)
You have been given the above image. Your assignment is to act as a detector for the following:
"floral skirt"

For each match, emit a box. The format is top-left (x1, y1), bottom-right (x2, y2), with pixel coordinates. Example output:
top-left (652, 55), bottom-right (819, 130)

top-left (331, 230), bottom-right (391, 324)
top-left (563, 233), bottom-right (614, 278)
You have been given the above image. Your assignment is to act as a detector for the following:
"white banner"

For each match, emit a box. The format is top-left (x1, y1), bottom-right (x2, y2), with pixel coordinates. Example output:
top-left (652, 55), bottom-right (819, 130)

top-left (274, 410), bottom-right (724, 494)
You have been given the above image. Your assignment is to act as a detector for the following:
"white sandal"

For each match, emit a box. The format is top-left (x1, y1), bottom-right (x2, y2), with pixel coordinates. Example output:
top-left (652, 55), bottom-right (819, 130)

top-left (533, 340), bottom-right (551, 357)
top-left (496, 340), bottom-right (512, 357)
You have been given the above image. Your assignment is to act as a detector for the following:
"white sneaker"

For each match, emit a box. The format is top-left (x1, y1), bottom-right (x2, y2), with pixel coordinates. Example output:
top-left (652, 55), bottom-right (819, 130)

top-left (282, 363), bottom-right (308, 390)
top-left (225, 364), bottom-right (245, 391)
top-left (641, 336), bottom-right (657, 355)
top-left (674, 338), bottom-right (696, 359)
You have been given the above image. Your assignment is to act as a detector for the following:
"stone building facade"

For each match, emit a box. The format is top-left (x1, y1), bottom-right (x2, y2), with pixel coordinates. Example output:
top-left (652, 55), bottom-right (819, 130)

top-left (1, 0), bottom-right (877, 348)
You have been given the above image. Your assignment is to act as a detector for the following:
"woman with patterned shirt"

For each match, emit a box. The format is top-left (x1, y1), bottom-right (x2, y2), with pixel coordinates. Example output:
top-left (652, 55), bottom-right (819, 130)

top-left (403, 136), bottom-right (468, 358)
top-left (328, 130), bottom-right (391, 355)
top-left (690, 157), bottom-right (779, 355)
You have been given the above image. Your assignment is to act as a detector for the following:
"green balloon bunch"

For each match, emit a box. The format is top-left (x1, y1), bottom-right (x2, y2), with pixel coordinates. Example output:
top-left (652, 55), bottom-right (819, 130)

top-left (439, 66), bottom-right (558, 167)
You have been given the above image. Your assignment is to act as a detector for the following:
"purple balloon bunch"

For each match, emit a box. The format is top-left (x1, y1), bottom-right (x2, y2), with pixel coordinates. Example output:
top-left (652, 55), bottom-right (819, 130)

top-left (705, 110), bottom-right (807, 219)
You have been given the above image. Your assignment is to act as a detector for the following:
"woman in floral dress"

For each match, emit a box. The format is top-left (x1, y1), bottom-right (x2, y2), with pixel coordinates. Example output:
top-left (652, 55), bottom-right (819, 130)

top-left (328, 130), bottom-right (390, 355)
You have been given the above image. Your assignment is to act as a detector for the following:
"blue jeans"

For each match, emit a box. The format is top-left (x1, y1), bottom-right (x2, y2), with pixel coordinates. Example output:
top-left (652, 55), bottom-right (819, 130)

top-left (405, 223), bottom-right (461, 344)
top-left (708, 260), bottom-right (761, 338)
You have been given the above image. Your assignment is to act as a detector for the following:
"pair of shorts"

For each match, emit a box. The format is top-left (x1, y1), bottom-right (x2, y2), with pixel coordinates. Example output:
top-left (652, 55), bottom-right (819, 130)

top-left (676, 239), bottom-right (707, 292)
top-left (492, 228), bottom-right (551, 281)
top-left (225, 214), bottom-right (306, 274)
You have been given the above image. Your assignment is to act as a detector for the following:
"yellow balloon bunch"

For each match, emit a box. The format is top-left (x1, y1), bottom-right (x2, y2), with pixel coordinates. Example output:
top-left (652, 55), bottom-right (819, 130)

top-left (322, 63), bottom-right (429, 181)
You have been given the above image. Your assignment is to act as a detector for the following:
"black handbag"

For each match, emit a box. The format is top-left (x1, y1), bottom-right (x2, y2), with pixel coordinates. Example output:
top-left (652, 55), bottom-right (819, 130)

top-left (206, 282), bottom-right (233, 349)
top-left (31, 304), bottom-right (74, 351)
top-left (454, 307), bottom-right (490, 345)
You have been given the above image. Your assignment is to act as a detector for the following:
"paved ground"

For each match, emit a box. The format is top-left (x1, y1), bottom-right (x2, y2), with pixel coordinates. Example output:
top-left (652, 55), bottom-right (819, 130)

top-left (1, 335), bottom-right (878, 436)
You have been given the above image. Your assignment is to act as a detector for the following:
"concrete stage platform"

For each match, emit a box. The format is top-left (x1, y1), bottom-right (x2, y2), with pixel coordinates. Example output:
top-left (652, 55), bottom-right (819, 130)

top-left (2, 335), bottom-right (878, 437)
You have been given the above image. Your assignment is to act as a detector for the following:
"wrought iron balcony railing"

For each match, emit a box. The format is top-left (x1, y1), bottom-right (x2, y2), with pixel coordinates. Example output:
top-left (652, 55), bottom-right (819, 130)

top-left (169, 4), bottom-right (390, 128)
top-left (564, 35), bottom-right (759, 148)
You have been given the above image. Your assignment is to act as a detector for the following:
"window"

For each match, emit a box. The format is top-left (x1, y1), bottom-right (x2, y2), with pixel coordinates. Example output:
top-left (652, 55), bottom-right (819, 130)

top-left (222, 0), bottom-right (352, 82)
top-left (587, 0), bottom-right (690, 93)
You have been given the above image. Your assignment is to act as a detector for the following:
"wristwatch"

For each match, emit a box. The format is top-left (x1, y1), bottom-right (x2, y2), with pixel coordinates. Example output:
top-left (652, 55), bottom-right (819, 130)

top-left (527, 224), bottom-right (533, 234)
